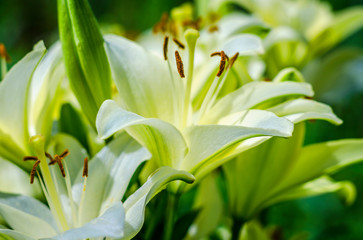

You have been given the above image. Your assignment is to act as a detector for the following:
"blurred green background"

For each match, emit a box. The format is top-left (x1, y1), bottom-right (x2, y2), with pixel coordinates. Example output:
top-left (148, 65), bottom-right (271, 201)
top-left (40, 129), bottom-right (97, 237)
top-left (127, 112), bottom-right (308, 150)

top-left (1, 0), bottom-right (362, 239)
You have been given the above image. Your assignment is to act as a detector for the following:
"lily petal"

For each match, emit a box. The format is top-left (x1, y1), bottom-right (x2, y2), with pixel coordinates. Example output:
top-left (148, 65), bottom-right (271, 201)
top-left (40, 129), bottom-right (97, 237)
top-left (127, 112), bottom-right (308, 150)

top-left (0, 193), bottom-right (58, 238)
top-left (52, 202), bottom-right (125, 240)
top-left (183, 110), bottom-right (293, 177)
top-left (267, 98), bottom-right (342, 124)
top-left (96, 100), bottom-right (187, 169)
top-left (279, 139), bottom-right (363, 190)
top-left (104, 35), bottom-right (183, 124)
top-left (0, 43), bottom-right (46, 169)
top-left (123, 166), bottom-right (195, 239)
top-left (73, 133), bottom-right (150, 225)
top-left (202, 81), bottom-right (313, 124)
top-left (0, 229), bottom-right (36, 240)
top-left (264, 176), bottom-right (356, 209)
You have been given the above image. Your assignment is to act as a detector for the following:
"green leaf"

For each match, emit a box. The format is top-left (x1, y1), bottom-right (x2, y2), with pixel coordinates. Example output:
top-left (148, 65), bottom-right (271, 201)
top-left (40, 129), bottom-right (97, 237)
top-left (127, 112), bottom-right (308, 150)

top-left (57, 0), bottom-right (112, 126)
top-left (122, 166), bottom-right (195, 239)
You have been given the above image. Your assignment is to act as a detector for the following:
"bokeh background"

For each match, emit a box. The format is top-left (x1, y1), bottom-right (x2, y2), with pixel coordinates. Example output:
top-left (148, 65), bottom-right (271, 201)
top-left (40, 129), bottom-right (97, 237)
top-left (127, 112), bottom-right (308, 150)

top-left (1, 0), bottom-right (362, 239)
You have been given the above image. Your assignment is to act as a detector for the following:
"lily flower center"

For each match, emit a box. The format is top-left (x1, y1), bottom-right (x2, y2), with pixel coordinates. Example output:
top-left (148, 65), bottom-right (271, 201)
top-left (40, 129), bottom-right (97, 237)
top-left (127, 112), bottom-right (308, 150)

top-left (23, 135), bottom-right (89, 232)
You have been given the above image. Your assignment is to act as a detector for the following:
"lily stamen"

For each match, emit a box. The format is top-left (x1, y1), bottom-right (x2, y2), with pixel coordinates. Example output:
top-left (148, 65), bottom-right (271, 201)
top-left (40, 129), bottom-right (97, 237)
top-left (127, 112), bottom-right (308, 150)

top-left (83, 157), bottom-right (88, 177)
top-left (23, 156), bottom-right (38, 161)
top-left (227, 52), bottom-right (239, 69)
top-left (175, 50), bottom-right (185, 78)
top-left (46, 150), bottom-right (69, 178)
top-left (216, 51), bottom-right (227, 77)
top-left (163, 36), bottom-right (169, 60)
top-left (173, 38), bottom-right (185, 49)
top-left (30, 160), bottom-right (41, 184)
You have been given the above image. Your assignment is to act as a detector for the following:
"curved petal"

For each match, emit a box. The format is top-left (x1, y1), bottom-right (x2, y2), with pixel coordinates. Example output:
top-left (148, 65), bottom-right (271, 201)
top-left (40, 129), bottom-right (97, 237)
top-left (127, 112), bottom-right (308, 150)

top-left (0, 193), bottom-right (58, 238)
top-left (0, 42), bottom-right (46, 166)
top-left (182, 110), bottom-right (293, 176)
top-left (0, 229), bottom-right (36, 240)
top-left (267, 98), bottom-right (342, 125)
top-left (28, 42), bottom-right (64, 138)
top-left (219, 34), bottom-right (264, 56)
top-left (264, 176), bottom-right (356, 209)
top-left (73, 133), bottom-right (150, 225)
top-left (122, 166), bottom-right (195, 240)
top-left (52, 202), bottom-right (125, 240)
top-left (104, 34), bottom-right (183, 124)
top-left (96, 100), bottom-right (187, 169)
top-left (202, 81), bottom-right (313, 124)
top-left (277, 139), bottom-right (363, 193)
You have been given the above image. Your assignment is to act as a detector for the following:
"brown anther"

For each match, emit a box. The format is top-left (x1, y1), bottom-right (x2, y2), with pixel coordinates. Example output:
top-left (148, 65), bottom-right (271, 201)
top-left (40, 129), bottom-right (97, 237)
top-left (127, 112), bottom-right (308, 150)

top-left (30, 160), bottom-right (40, 184)
top-left (23, 156), bottom-right (38, 161)
top-left (173, 38), bottom-right (185, 49)
top-left (227, 52), bottom-right (239, 69)
top-left (208, 25), bottom-right (219, 33)
top-left (163, 36), bottom-right (169, 60)
top-left (216, 51), bottom-right (227, 77)
top-left (59, 149), bottom-right (69, 159)
top-left (0, 43), bottom-right (11, 62)
top-left (47, 150), bottom-right (69, 177)
top-left (175, 51), bottom-right (185, 78)
top-left (83, 157), bottom-right (88, 177)
top-left (210, 52), bottom-right (221, 57)
top-left (46, 152), bottom-right (56, 165)
top-left (55, 155), bottom-right (66, 177)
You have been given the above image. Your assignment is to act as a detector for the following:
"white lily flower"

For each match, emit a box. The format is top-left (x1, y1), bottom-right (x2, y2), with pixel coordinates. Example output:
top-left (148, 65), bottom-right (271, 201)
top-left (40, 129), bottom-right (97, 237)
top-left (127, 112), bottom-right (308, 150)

top-left (0, 134), bottom-right (194, 240)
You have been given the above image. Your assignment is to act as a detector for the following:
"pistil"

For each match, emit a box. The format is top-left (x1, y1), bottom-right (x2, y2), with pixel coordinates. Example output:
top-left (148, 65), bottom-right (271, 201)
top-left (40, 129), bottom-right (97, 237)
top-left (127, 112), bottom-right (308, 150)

top-left (182, 29), bottom-right (199, 128)
top-left (29, 135), bottom-right (69, 231)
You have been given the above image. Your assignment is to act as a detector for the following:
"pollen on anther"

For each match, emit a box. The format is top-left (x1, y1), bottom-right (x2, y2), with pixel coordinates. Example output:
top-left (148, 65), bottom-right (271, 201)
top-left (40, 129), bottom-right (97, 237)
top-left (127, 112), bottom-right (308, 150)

top-left (175, 51), bottom-right (185, 78)
top-left (59, 149), bottom-right (69, 158)
top-left (23, 156), bottom-right (38, 161)
top-left (163, 36), bottom-right (169, 60)
top-left (210, 52), bottom-right (221, 57)
top-left (83, 157), bottom-right (88, 177)
top-left (173, 38), bottom-right (185, 49)
top-left (228, 52), bottom-right (239, 69)
top-left (30, 160), bottom-right (40, 184)
top-left (216, 51), bottom-right (227, 77)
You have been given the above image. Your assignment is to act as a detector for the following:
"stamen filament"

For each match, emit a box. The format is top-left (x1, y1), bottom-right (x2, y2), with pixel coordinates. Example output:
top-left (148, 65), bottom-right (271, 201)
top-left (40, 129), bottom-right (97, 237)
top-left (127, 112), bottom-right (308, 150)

top-left (63, 161), bottom-right (78, 227)
top-left (78, 158), bottom-right (88, 227)
top-left (30, 136), bottom-right (69, 231)
top-left (183, 29), bottom-right (199, 128)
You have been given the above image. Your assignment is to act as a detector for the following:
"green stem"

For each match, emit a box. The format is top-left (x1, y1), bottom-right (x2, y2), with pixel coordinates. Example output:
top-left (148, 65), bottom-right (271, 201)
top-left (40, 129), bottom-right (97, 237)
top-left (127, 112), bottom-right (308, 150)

top-left (163, 192), bottom-right (178, 240)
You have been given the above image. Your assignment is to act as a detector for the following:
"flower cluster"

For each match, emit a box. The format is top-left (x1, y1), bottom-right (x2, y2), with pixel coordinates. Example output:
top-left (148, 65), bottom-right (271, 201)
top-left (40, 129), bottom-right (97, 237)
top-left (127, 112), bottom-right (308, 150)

top-left (0, 0), bottom-right (362, 239)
